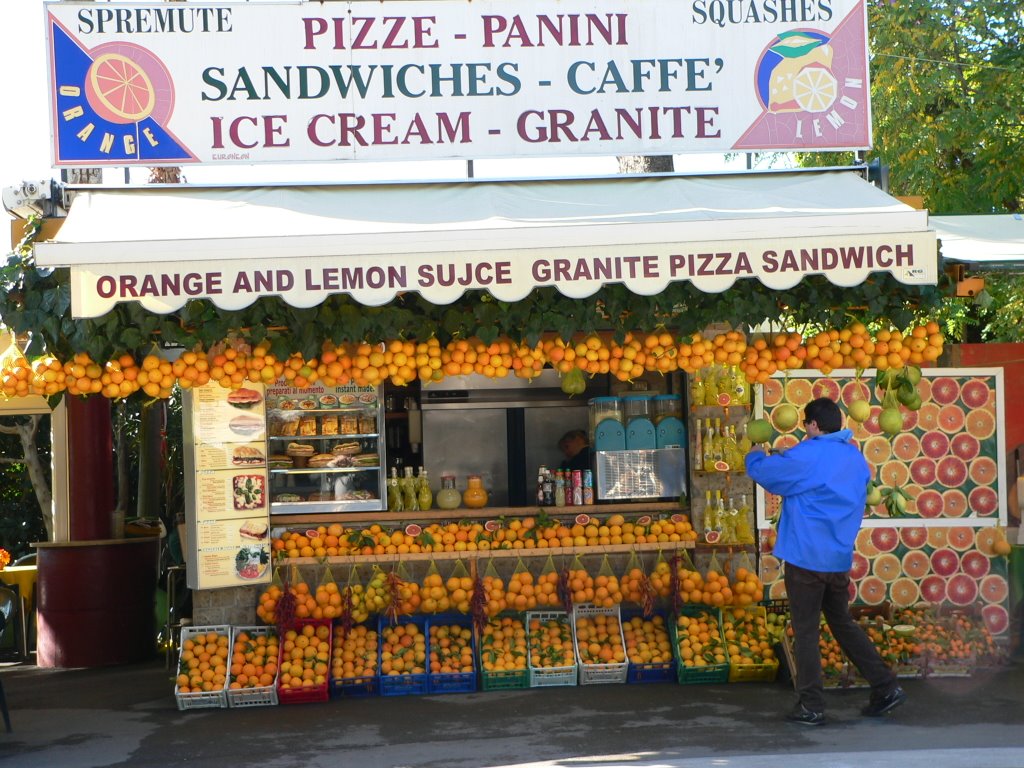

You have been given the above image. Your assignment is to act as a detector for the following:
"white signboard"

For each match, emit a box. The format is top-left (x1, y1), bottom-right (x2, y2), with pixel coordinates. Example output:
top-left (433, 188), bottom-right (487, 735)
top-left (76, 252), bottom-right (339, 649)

top-left (46, 0), bottom-right (871, 166)
top-left (67, 230), bottom-right (936, 317)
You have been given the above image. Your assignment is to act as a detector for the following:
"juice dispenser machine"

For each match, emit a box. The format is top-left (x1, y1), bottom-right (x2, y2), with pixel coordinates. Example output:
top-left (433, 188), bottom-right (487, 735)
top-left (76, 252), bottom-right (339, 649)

top-left (653, 394), bottom-right (685, 448)
top-left (589, 396), bottom-right (625, 451)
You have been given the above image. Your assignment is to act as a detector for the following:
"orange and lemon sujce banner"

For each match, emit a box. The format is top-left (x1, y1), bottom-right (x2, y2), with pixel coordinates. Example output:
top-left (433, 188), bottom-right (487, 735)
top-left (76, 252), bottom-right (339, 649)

top-left (755, 369), bottom-right (1011, 639)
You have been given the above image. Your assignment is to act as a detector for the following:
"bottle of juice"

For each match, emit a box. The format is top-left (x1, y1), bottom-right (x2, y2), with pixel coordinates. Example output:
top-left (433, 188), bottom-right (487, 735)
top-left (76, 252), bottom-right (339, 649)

top-left (703, 421), bottom-right (716, 471)
top-left (387, 467), bottom-right (404, 513)
top-left (417, 467), bottom-right (433, 511)
top-left (690, 372), bottom-right (705, 410)
top-left (402, 466), bottom-right (419, 512)
top-left (736, 494), bottom-right (755, 544)
top-left (702, 489), bottom-right (718, 543)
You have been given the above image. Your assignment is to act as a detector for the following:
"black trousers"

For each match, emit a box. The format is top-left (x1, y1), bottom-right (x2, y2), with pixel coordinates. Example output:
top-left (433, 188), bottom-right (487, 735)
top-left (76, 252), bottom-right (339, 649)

top-left (784, 562), bottom-right (897, 712)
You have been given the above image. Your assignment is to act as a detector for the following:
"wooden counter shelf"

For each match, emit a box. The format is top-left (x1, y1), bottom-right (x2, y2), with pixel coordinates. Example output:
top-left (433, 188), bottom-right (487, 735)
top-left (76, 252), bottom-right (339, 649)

top-left (270, 501), bottom-right (686, 527)
top-left (268, 541), bottom-right (754, 567)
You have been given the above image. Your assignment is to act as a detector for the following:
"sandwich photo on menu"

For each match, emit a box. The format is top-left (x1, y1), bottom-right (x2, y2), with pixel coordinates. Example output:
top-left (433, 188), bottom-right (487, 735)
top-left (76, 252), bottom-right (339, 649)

top-left (232, 445), bottom-right (265, 466)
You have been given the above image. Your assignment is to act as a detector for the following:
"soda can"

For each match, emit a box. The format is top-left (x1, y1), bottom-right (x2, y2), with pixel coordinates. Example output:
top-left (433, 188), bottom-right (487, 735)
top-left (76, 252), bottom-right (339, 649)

top-left (571, 470), bottom-right (583, 506)
top-left (582, 470), bottom-right (594, 505)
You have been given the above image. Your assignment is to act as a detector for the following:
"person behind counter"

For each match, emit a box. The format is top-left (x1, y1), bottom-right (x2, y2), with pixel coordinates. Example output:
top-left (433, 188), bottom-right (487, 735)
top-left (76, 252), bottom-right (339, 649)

top-left (558, 429), bottom-right (592, 473)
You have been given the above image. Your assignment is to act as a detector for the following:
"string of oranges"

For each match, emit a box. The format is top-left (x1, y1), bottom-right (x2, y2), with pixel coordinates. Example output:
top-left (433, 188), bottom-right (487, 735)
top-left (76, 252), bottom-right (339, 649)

top-left (0, 322), bottom-right (943, 400)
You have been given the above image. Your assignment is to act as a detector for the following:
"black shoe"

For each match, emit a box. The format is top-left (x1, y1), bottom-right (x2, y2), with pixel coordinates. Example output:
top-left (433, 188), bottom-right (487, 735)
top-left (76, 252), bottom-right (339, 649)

top-left (861, 686), bottom-right (907, 717)
top-left (786, 704), bottom-right (826, 726)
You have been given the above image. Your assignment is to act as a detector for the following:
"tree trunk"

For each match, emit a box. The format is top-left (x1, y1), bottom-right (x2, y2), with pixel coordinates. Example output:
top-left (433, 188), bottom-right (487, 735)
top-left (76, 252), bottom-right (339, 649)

top-left (0, 416), bottom-right (53, 540)
top-left (617, 155), bottom-right (675, 174)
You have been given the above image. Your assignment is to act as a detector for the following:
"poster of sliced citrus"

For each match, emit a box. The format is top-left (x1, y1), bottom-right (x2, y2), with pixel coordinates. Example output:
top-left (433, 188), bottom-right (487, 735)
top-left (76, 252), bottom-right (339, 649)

top-left (936, 404), bottom-right (966, 434)
top-left (946, 526), bottom-right (976, 552)
top-left (768, 580), bottom-right (788, 599)
top-left (888, 577), bottom-right (920, 608)
top-left (857, 575), bottom-right (887, 605)
top-left (792, 66), bottom-right (838, 112)
top-left (759, 553), bottom-right (781, 583)
top-left (980, 573), bottom-right (1009, 604)
top-left (960, 378), bottom-right (994, 410)
top-left (841, 380), bottom-right (872, 406)
top-left (975, 527), bottom-right (1003, 556)
top-left (982, 604), bottom-right (1010, 635)
top-left (810, 378), bottom-right (841, 401)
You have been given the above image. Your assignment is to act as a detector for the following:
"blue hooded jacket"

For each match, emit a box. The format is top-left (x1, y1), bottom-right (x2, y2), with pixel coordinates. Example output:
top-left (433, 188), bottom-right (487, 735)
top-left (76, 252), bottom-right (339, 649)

top-left (745, 429), bottom-right (870, 573)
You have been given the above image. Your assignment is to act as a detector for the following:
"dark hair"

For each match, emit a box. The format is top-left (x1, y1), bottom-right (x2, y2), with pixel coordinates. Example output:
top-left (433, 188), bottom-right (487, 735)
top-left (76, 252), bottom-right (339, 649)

top-left (559, 429), bottom-right (589, 449)
top-left (804, 397), bottom-right (842, 433)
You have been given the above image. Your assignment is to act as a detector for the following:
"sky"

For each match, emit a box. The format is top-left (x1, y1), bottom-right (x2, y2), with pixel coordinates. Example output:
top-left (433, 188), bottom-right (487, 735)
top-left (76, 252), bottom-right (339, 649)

top-left (0, 1), bottom-right (756, 206)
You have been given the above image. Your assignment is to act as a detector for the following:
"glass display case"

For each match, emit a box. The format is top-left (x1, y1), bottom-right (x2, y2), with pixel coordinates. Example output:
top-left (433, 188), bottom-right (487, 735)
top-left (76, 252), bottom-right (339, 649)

top-left (265, 384), bottom-right (386, 514)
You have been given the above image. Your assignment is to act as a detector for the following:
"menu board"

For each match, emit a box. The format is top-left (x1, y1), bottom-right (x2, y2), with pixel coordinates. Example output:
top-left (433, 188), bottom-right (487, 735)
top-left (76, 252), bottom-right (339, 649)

top-left (184, 382), bottom-right (272, 590)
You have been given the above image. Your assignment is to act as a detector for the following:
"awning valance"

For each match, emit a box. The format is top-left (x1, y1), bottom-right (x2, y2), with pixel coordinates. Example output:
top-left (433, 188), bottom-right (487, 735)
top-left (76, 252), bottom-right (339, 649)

top-left (34, 169), bottom-right (938, 318)
top-left (931, 214), bottom-right (1024, 266)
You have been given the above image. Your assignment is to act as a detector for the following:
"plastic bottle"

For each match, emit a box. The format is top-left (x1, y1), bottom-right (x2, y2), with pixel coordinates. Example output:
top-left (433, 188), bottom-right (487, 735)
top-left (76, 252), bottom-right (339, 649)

top-left (711, 418), bottom-right (725, 469)
top-left (737, 422), bottom-right (752, 457)
top-left (555, 471), bottom-right (566, 507)
top-left (703, 367), bottom-right (719, 406)
top-left (723, 424), bottom-right (739, 470)
top-left (703, 490), bottom-right (719, 543)
top-left (694, 418), bottom-right (704, 467)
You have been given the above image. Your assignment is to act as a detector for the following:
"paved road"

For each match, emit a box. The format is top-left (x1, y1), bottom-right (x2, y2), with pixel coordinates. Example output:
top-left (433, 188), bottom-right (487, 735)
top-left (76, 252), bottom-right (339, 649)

top-left (1, 658), bottom-right (1023, 767)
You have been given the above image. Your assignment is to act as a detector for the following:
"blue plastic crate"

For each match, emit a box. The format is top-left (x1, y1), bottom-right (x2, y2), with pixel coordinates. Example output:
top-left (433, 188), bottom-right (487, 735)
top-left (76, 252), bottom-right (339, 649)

top-left (329, 675), bottom-right (379, 698)
top-left (621, 609), bottom-right (675, 684)
top-left (426, 614), bottom-right (478, 695)
top-left (378, 615), bottom-right (429, 697)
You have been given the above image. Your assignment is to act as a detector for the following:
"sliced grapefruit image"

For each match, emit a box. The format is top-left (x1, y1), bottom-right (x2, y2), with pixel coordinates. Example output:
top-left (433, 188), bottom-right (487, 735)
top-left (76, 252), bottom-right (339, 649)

top-left (968, 456), bottom-right (998, 486)
top-left (891, 432), bottom-right (921, 462)
top-left (899, 526), bottom-right (928, 549)
top-left (760, 553), bottom-right (782, 583)
top-left (919, 574), bottom-right (946, 604)
top-left (86, 52), bottom-right (157, 124)
top-left (915, 487), bottom-right (943, 518)
top-left (768, 580), bottom-right (788, 600)
top-left (914, 377), bottom-right (932, 403)
top-left (871, 552), bottom-right (901, 583)
top-left (861, 435), bottom-right (892, 466)
top-left (946, 525), bottom-right (975, 551)
top-left (927, 526), bottom-right (949, 549)
top-left (861, 406), bottom-right (883, 435)
top-left (856, 528), bottom-right (879, 556)
top-left (888, 577), bottom-right (920, 608)
top-left (919, 430), bottom-right (950, 460)
top-left (935, 455), bottom-right (968, 488)
top-left (975, 527), bottom-right (1003, 556)
top-left (849, 551), bottom-right (870, 580)
top-left (966, 489), bottom-right (999, 520)
top-left (857, 575), bottom-right (888, 605)
top-left (929, 547), bottom-right (960, 577)
top-left (841, 380), bottom-right (872, 406)
top-left (979, 573), bottom-right (1009, 604)
top-left (870, 527), bottom-right (899, 554)
top-left (936, 404), bottom-right (966, 434)
top-left (909, 457), bottom-right (937, 487)
top-left (959, 549), bottom-right (991, 579)
top-left (949, 433), bottom-right (981, 462)
top-left (945, 573), bottom-right (979, 606)
top-left (901, 408), bottom-right (919, 432)
top-left (878, 460), bottom-right (910, 489)
top-left (784, 378), bottom-right (814, 405)
top-left (982, 604), bottom-right (1010, 635)
top-left (916, 402), bottom-right (941, 432)
top-left (847, 580), bottom-right (858, 602)
top-left (964, 408), bottom-right (996, 441)
top-left (900, 549), bottom-right (931, 579)
top-left (811, 378), bottom-right (841, 401)
top-left (960, 378), bottom-right (993, 410)
top-left (762, 378), bottom-right (783, 407)
top-left (929, 376), bottom-right (961, 406)
top-left (941, 488), bottom-right (969, 518)
top-left (772, 434), bottom-right (800, 452)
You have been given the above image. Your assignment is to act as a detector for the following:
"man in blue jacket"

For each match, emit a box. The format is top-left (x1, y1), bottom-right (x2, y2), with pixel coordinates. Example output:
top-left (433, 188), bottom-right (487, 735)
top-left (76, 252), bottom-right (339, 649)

top-left (745, 397), bottom-right (905, 725)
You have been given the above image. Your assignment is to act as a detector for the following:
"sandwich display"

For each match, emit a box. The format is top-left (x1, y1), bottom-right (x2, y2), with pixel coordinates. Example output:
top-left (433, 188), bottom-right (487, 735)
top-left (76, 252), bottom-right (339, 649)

top-left (331, 441), bottom-right (362, 456)
top-left (307, 453), bottom-right (336, 468)
top-left (232, 445), bottom-right (265, 466)
top-left (226, 387), bottom-right (262, 409)
top-left (239, 520), bottom-right (269, 540)
top-left (268, 454), bottom-right (293, 469)
top-left (229, 414), bottom-right (264, 437)
top-left (285, 442), bottom-right (315, 457)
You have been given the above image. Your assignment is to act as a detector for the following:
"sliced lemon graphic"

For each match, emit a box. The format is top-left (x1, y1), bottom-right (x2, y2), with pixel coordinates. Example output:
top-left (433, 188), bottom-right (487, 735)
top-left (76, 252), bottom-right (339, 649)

top-left (87, 53), bottom-right (156, 123)
top-left (792, 66), bottom-right (837, 113)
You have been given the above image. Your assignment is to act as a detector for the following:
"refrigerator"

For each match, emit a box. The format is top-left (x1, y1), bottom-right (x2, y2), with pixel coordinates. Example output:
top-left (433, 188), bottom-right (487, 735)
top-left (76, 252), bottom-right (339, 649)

top-left (420, 370), bottom-right (606, 506)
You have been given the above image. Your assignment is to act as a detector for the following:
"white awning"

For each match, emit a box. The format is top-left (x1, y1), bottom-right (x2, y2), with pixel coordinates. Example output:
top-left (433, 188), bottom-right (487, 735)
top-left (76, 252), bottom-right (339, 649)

top-left (931, 214), bottom-right (1024, 266)
top-left (35, 169), bottom-right (938, 318)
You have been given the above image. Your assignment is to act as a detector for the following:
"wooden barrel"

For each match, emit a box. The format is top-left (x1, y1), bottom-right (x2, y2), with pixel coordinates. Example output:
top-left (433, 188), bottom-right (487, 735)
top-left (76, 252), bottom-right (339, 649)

top-left (35, 538), bottom-right (159, 668)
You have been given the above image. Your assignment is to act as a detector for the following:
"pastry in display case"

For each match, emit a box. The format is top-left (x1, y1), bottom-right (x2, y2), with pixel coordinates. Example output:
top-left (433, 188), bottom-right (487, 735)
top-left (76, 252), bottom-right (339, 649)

top-left (266, 384), bottom-right (385, 513)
